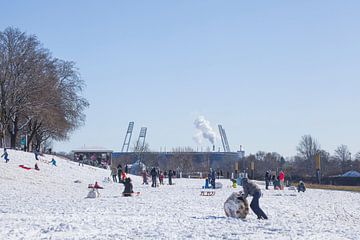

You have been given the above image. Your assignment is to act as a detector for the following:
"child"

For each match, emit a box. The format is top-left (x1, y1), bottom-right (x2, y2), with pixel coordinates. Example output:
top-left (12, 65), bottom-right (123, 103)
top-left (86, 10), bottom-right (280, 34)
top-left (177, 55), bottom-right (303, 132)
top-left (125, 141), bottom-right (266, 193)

top-left (50, 158), bottom-right (57, 166)
top-left (159, 171), bottom-right (164, 185)
top-left (230, 179), bottom-right (237, 188)
top-left (1, 148), bottom-right (9, 163)
top-left (297, 181), bottom-right (306, 192)
top-left (204, 177), bottom-right (210, 189)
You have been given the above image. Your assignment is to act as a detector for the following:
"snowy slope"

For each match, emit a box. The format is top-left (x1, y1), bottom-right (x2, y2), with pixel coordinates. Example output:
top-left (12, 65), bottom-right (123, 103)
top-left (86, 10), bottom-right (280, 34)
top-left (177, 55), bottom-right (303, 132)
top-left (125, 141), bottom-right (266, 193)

top-left (0, 149), bottom-right (359, 240)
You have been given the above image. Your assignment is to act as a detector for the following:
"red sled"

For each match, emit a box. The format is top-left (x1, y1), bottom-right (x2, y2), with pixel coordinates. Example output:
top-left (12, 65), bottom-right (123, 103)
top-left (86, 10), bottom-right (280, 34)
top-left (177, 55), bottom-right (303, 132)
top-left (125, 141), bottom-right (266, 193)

top-left (19, 165), bottom-right (31, 170)
top-left (88, 182), bottom-right (103, 189)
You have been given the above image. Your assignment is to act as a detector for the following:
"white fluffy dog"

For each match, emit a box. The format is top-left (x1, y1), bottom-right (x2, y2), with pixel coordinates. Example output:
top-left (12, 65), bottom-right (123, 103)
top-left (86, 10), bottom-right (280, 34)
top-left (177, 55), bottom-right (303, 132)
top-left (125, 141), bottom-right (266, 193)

top-left (224, 192), bottom-right (249, 219)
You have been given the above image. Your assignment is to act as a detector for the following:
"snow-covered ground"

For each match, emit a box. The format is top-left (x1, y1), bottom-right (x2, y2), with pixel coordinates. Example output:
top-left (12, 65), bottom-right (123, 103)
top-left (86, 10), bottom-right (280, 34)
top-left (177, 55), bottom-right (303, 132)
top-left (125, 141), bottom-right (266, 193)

top-left (0, 149), bottom-right (359, 240)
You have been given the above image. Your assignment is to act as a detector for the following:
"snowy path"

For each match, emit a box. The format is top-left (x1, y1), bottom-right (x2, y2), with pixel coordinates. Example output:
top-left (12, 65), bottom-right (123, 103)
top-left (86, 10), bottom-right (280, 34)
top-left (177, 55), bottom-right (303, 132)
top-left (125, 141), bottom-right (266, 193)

top-left (0, 149), bottom-right (359, 239)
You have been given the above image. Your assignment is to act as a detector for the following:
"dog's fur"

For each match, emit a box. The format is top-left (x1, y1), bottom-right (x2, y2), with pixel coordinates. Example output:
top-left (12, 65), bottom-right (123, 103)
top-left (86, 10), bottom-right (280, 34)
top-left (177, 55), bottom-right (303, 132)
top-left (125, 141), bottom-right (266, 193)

top-left (224, 192), bottom-right (249, 219)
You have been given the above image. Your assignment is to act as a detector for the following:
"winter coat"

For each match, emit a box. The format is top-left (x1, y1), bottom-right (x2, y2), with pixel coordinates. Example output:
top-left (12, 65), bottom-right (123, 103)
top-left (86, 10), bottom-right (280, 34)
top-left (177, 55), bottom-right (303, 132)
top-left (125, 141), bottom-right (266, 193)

top-left (123, 178), bottom-right (133, 194)
top-left (117, 166), bottom-right (122, 175)
top-left (150, 168), bottom-right (157, 177)
top-left (242, 180), bottom-right (261, 198)
top-left (265, 171), bottom-right (270, 181)
top-left (111, 167), bottom-right (117, 176)
top-left (279, 171), bottom-right (285, 181)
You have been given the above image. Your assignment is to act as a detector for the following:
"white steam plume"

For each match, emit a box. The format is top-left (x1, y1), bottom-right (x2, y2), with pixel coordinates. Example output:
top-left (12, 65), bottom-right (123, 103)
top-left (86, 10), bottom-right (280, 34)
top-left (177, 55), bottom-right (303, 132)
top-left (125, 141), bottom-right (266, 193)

top-left (193, 116), bottom-right (216, 145)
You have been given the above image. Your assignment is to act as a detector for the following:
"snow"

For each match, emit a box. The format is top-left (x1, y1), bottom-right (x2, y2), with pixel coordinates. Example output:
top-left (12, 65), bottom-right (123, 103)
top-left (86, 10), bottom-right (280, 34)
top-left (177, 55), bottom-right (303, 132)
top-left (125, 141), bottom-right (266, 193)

top-left (1, 149), bottom-right (359, 240)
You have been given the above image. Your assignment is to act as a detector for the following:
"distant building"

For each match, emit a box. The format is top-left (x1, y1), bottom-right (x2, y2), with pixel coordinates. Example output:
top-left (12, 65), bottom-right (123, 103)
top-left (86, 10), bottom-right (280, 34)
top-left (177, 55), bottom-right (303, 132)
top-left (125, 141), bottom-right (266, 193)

top-left (112, 151), bottom-right (244, 177)
top-left (72, 147), bottom-right (113, 168)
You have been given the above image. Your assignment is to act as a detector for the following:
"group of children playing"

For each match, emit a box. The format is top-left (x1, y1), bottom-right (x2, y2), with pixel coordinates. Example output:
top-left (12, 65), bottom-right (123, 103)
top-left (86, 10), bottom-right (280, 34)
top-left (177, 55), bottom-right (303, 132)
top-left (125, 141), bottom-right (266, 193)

top-left (2, 148), bottom-right (57, 170)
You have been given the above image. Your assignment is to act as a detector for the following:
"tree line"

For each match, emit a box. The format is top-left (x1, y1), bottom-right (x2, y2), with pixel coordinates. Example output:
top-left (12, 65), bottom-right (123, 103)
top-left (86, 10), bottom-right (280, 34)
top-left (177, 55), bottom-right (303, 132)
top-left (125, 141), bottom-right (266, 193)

top-left (0, 27), bottom-right (89, 151)
top-left (243, 135), bottom-right (360, 180)
top-left (129, 135), bottom-right (360, 180)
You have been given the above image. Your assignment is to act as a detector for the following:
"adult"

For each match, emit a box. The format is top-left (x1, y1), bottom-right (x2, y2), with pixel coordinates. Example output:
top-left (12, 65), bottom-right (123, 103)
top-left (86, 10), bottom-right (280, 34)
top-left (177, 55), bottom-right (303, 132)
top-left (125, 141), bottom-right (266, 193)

top-left (211, 169), bottom-right (216, 189)
top-left (111, 167), bottom-right (117, 182)
top-left (142, 170), bottom-right (148, 185)
top-left (117, 164), bottom-right (123, 183)
top-left (168, 169), bottom-right (173, 185)
top-left (122, 177), bottom-right (134, 197)
top-left (279, 170), bottom-right (285, 190)
top-left (78, 154), bottom-right (84, 166)
top-left (265, 171), bottom-right (271, 190)
top-left (241, 178), bottom-right (268, 220)
top-left (125, 164), bottom-right (129, 174)
top-left (150, 167), bottom-right (158, 187)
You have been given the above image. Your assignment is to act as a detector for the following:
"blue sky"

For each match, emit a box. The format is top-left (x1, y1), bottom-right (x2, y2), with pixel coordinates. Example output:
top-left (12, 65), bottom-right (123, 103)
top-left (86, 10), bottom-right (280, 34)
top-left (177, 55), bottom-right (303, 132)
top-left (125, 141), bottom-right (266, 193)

top-left (1, 1), bottom-right (359, 156)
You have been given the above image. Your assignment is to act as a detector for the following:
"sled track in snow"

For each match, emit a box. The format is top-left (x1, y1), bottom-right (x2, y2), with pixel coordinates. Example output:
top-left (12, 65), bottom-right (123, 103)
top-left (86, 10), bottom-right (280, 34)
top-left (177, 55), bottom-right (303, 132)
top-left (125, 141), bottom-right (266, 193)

top-left (332, 203), bottom-right (360, 223)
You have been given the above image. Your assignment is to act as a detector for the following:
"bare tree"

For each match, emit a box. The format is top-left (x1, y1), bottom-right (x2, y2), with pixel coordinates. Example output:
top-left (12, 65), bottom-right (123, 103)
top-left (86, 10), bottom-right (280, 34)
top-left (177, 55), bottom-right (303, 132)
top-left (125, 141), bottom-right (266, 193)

top-left (296, 135), bottom-right (321, 174)
top-left (334, 144), bottom-right (351, 162)
top-left (0, 27), bottom-right (89, 149)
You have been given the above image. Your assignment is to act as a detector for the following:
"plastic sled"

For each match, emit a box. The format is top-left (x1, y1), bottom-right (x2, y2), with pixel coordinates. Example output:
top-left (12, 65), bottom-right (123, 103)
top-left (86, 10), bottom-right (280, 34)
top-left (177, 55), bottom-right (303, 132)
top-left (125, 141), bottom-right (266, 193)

top-left (200, 191), bottom-right (215, 196)
top-left (123, 192), bottom-right (140, 197)
top-left (19, 165), bottom-right (31, 170)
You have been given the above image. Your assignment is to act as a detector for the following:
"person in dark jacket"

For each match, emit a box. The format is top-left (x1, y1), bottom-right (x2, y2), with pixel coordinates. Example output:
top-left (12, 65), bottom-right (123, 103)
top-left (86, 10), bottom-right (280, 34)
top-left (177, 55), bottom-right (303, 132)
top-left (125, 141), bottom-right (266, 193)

top-left (78, 154), bottom-right (84, 166)
top-left (125, 164), bottom-right (128, 174)
top-left (265, 171), bottom-right (271, 190)
top-left (117, 164), bottom-right (123, 183)
top-left (241, 178), bottom-right (268, 220)
top-left (168, 169), bottom-right (173, 185)
top-left (211, 169), bottom-right (216, 189)
top-left (1, 148), bottom-right (9, 163)
top-left (150, 167), bottom-right (158, 187)
top-left (122, 177), bottom-right (134, 197)
top-left (297, 181), bottom-right (306, 192)
top-left (34, 148), bottom-right (40, 160)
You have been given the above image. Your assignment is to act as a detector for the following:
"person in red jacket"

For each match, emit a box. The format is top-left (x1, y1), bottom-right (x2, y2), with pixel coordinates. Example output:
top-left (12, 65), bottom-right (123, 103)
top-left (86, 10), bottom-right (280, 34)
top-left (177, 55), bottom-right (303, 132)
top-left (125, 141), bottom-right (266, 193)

top-left (279, 171), bottom-right (285, 190)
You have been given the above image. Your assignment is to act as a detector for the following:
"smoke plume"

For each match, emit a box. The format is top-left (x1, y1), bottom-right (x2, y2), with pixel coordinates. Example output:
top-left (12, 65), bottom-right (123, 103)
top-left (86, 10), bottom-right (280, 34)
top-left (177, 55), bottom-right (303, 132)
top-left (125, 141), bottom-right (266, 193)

top-left (193, 116), bottom-right (216, 145)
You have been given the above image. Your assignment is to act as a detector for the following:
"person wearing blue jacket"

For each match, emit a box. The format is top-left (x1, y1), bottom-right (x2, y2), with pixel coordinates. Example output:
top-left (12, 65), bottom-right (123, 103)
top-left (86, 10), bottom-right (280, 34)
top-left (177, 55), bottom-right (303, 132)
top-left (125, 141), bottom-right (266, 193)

top-left (1, 148), bottom-right (9, 163)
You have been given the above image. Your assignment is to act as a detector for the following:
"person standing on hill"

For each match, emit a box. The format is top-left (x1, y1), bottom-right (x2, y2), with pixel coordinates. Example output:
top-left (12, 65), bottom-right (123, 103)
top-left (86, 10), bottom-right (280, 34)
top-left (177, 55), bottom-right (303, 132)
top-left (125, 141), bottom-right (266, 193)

top-left (34, 148), bottom-right (40, 160)
top-left (111, 167), bottom-right (117, 182)
top-left (125, 164), bottom-right (128, 174)
top-left (142, 170), bottom-right (148, 185)
top-left (265, 171), bottom-right (271, 190)
top-left (117, 164), bottom-right (123, 183)
top-left (279, 170), bottom-right (285, 190)
top-left (150, 167), bottom-right (158, 187)
top-left (210, 169), bottom-right (216, 189)
top-left (78, 154), bottom-right (84, 166)
top-left (241, 178), bottom-right (268, 220)
top-left (159, 171), bottom-right (164, 185)
top-left (1, 148), bottom-right (9, 163)
top-left (168, 169), bottom-right (173, 185)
